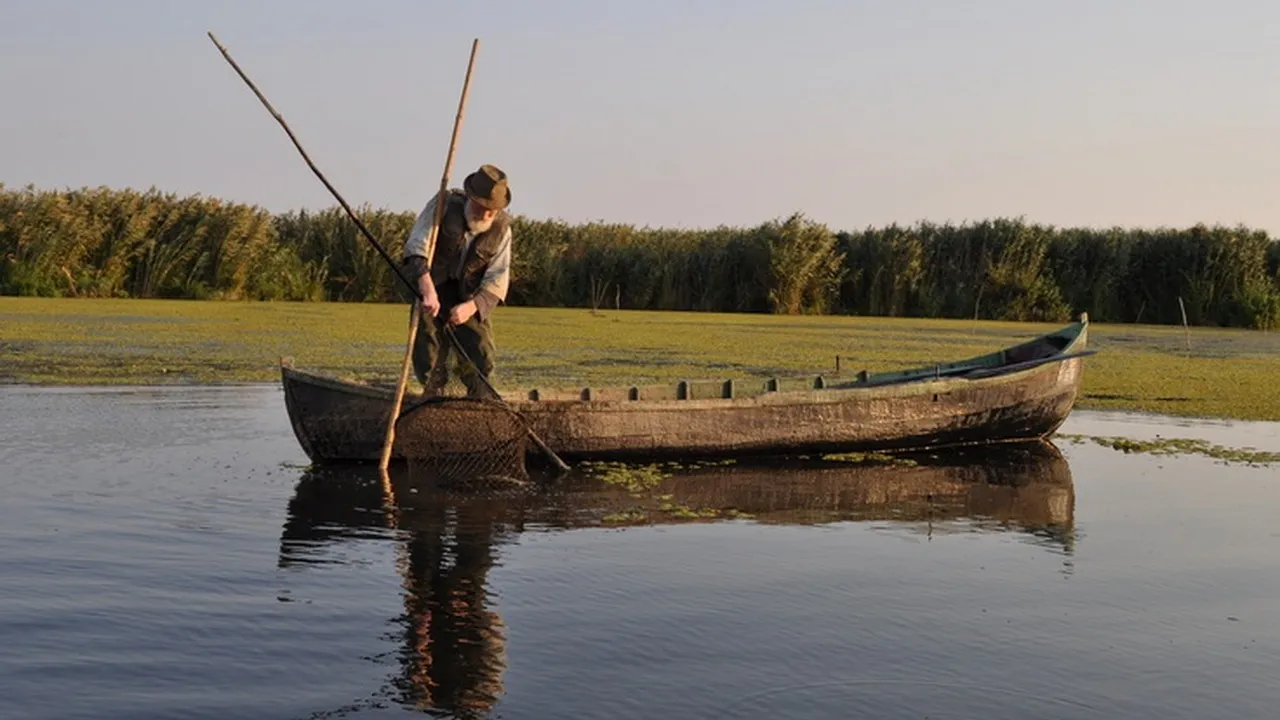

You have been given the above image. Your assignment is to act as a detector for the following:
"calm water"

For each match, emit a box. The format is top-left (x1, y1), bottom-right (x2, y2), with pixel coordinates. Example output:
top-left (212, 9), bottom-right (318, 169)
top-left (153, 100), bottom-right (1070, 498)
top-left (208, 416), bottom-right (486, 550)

top-left (1, 385), bottom-right (1278, 719)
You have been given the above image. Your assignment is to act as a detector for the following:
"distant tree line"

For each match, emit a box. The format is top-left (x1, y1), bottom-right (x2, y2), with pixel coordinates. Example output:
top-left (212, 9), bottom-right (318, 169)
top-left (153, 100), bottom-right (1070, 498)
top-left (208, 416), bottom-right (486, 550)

top-left (3, 183), bottom-right (1279, 329)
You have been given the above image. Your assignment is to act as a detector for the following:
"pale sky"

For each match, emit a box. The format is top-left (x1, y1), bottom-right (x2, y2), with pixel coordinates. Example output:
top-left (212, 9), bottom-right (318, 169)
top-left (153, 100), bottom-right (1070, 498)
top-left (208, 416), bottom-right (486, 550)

top-left (2, 0), bottom-right (1278, 234)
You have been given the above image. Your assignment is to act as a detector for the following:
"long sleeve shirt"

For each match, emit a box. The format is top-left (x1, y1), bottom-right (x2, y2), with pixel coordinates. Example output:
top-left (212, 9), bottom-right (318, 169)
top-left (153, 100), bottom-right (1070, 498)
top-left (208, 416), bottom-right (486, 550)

top-left (402, 193), bottom-right (512, 321)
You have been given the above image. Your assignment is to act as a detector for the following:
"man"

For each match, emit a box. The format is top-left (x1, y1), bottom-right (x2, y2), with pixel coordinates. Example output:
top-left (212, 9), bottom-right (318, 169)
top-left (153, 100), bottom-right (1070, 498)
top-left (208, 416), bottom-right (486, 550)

top-left (401, 163), bottom-right (513, 398)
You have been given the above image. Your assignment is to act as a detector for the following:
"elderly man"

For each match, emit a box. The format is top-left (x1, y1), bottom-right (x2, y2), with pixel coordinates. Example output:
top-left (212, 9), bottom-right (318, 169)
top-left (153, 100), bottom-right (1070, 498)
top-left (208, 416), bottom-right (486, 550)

top-left (401, 163), bottom-right (513, 398)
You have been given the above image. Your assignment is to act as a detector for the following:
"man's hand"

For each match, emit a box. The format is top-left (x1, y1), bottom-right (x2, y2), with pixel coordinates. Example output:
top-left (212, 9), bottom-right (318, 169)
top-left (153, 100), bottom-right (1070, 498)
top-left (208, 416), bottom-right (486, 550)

top-left (418, 275), bottom-right (440, 317)
top-left (448, 299), bottom-right (477, 327)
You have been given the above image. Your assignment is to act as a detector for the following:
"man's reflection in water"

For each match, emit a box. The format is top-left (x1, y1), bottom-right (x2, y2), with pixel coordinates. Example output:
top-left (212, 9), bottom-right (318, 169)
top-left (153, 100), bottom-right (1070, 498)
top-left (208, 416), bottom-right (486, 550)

top-left (279, 471), bottom-right (524, 717)
top-left (396, 496), bottom-right (512, 716)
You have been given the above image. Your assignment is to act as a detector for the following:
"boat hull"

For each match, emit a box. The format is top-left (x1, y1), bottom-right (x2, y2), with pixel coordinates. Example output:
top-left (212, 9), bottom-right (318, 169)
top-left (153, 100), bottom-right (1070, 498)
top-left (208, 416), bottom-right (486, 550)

top-left (281, 320), bottom-right (1089, 464)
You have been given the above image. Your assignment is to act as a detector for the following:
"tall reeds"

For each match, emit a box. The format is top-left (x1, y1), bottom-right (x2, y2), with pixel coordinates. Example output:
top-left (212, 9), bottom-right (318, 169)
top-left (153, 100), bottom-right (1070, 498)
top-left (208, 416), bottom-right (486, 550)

top-left (3, 183), bottom-right (1278, 329)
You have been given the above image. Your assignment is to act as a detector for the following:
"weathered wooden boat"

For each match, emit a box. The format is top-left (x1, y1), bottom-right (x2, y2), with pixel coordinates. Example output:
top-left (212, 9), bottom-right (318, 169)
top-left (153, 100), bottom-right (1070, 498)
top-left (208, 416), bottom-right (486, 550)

top-left (280, 313), bottom-right (1092, 465)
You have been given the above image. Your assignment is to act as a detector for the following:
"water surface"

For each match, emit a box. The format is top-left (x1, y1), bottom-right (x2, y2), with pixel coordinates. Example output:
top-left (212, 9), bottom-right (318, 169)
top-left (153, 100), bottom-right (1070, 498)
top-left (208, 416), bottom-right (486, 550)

top-left (1, 385), bottom-right (1278, 719)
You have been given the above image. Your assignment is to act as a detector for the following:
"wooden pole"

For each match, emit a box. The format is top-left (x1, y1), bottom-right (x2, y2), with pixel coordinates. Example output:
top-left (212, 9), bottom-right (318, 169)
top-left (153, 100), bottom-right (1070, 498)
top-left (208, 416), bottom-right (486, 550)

top-left (379, 38), bottom-right (481, 474)
top-left (1178, 296), bottom-right (1191, 355)
top-left (206, 32), bottom-right (421, 299)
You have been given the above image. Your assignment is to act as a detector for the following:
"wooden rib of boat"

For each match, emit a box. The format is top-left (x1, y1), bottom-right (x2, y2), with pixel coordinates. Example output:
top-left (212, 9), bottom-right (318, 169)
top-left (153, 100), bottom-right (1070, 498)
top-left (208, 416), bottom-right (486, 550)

top-left (280, 313), bottom-right (1093, 465)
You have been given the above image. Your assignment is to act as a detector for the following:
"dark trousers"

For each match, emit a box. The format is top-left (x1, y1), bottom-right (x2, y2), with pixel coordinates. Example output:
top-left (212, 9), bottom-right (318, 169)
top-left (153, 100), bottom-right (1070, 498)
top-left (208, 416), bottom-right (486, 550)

top-left (411, 281), bottom-right (496, 398)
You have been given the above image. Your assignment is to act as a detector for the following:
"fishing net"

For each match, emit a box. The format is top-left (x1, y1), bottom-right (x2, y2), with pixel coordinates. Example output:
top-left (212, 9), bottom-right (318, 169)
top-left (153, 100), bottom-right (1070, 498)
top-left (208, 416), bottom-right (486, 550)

top-left (394, 396), bottom-right (530, 485)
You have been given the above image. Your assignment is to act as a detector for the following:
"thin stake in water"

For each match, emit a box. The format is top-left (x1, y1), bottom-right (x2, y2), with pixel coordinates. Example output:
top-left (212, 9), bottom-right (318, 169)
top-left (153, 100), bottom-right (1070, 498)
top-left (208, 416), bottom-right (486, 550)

top-left (381, 38), bottom-right (480, 474)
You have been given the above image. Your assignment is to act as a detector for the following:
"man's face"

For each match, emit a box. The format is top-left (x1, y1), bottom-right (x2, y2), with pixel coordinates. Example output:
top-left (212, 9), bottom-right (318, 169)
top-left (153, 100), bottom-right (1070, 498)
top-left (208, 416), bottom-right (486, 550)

top-left (464, 198), bottom-right (497, 232)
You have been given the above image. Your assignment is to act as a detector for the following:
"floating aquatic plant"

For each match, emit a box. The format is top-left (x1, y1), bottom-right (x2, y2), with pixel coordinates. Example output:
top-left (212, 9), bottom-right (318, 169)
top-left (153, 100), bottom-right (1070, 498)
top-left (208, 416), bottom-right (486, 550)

top-left (1056, 433), bottom-right (1279, 466)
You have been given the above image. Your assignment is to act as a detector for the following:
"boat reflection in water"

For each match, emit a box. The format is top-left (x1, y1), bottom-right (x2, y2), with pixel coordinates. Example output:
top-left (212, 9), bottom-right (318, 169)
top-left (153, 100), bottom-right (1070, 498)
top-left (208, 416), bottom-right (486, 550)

top-left (278, 440), bottom-right (1075, 716)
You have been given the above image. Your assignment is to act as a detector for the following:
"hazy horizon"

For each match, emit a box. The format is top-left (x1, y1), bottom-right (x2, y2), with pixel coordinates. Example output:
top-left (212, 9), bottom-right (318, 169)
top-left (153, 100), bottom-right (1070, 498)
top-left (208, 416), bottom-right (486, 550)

top-left (3, 1), bottom-right (1278, 234)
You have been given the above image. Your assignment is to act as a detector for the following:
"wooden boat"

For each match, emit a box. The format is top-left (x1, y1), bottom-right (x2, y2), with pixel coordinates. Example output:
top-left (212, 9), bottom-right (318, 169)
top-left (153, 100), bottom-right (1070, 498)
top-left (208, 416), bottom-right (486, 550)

top-left (280, 313), bottom-right (1093, 465)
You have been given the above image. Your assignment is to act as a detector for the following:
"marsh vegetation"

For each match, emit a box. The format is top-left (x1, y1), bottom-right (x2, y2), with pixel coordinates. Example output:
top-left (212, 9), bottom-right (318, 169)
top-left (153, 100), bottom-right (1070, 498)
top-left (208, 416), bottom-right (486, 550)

top-left (4, 184), bottom-right (1279, 329)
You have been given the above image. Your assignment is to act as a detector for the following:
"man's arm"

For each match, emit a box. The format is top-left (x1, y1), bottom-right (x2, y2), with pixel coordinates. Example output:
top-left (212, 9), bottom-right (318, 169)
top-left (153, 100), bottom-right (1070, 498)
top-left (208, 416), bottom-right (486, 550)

top-left (472, 224), bottom-right (512, 321)
top-left (402, 193), bottom-right (439, 277)
top-left (402, 194), bottom-right (440, 316)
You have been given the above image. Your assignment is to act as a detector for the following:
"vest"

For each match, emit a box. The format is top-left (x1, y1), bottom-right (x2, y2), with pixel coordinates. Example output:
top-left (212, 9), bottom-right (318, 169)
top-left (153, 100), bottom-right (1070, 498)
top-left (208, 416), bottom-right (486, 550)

top-left (429, 190), bottom-right (511, 299)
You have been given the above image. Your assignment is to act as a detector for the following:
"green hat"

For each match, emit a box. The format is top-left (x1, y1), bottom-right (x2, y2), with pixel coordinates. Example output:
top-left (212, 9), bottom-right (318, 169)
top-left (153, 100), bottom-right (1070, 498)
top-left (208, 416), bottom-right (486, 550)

top-left (463, 164), bottom-right (511, 211)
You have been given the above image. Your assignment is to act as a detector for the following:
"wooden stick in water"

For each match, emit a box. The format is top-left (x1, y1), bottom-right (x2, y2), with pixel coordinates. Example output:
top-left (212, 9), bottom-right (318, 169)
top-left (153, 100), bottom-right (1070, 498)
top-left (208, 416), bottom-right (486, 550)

top-left (380, 38), bottom-right (481, 474)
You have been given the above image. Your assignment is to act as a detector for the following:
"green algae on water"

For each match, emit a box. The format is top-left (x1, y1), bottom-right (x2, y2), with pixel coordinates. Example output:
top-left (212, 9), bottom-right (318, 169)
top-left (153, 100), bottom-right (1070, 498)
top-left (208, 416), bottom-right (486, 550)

top-left (1056, 433), bottom-right (1280, 466)
top-left (822, 452), bottom-right (919, 467)
top-left (583, 460), bottom-right (752, 525)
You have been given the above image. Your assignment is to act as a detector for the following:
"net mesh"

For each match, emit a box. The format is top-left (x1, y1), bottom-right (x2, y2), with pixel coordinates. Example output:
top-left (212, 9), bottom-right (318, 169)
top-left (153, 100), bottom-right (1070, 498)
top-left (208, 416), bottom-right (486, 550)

top-left (395, 396), bottom-right (530, 484)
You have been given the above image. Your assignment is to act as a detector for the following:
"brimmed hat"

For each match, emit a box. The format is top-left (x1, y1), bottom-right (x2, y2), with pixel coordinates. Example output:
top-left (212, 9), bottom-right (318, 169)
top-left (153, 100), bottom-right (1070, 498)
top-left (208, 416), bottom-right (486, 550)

top-left (463, 164), bottom-right (511, 211)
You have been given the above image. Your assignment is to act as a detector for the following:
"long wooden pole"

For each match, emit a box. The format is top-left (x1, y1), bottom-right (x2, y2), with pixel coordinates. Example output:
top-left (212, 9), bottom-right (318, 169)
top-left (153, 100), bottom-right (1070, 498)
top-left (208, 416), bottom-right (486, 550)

top-left (206, 32), bottom-right (419, 298)
top-left (379, 39), bottom-right (480, 473)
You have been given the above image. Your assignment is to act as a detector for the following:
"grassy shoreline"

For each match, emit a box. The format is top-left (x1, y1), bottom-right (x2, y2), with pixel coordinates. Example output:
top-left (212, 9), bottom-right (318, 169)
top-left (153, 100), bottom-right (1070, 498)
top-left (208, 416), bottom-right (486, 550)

top-left (3, 297), bottom-right (1279, 422)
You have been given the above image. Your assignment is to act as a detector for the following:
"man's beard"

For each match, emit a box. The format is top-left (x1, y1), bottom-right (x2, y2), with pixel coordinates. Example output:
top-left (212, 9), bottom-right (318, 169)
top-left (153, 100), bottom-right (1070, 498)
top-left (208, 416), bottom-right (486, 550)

top-left (465, 204), bottom-right (495, 233)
